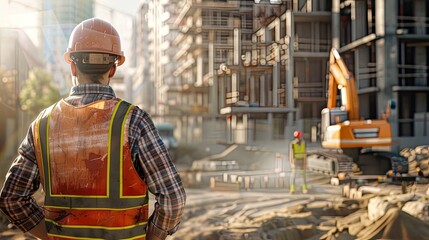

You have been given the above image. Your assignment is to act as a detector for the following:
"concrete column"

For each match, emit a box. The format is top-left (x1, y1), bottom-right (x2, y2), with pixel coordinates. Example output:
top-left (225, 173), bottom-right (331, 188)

top-left (410, 0), bottom-right (427, 127)
top-left (233, 24), bottom-right (241, 65)
top-left (219, 74), bottom-right (225, 109)
top-left (307, 0), bottom-right (312, 12)
top-left (250, 75), bottom-right (256, 103)
top-left (286, 10), bottom-right (295, 138)
top-left (312, 0), bottom-right (318, 12)
top-left (209, 31), bottom-right (218, 116)
top-left (243, 114), bottom-right (249, 144)
top-left (293, 0), bottom-right (298, 12)
top-left (232, 72), bottom-right (238, 95)
top-left (197, 55), bottom-right (203, 86)
top-left (414, 0), bottom-right (427, 86)
top-left (273, 62), bottom-right (280, 106)
top-left (354, 49), bottom-right (360, 89)
top-left (355, 0), bottom-right (367, 39)
top-left (268, 112), bottom-right (273, 140)
top-left (260, 74), bottom-right (266, 106)
top-left (233, 18), bottom-right (241, 107)
top-left (415, 0), bottom-right (426, 35)
top-left (314, 21), bottom-right (320, 52)
top-left (332, 0), bottom-right (340, 49)
top-left (356, 0), bottom-right (369, 89)
top-left (376, 0), bottom-right (399, 148)
top-left (351, 1), bottom-right (356, 41)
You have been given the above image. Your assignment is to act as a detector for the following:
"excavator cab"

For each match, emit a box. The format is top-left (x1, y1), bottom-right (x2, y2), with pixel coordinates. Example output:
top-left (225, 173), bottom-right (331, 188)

top-left (320, 108), bottom-right (392, 149)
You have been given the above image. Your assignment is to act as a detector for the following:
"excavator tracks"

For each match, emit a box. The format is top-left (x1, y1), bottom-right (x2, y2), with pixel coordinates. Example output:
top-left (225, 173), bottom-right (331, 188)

top-left (307, 151), bottom-right (353, 176)
top-left (307, 150), bottom-right (409, 176)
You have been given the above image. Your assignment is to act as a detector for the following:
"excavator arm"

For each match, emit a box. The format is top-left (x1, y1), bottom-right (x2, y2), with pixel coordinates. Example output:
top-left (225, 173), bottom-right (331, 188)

top-left (327, 48), bottom-right (360, 120)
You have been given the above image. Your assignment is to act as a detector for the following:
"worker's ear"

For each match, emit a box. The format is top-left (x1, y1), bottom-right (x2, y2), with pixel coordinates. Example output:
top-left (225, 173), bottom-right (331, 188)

top-left (108, 65), bottom-right (116, 78)
top-left (70, 62), bottom-right (77, 77)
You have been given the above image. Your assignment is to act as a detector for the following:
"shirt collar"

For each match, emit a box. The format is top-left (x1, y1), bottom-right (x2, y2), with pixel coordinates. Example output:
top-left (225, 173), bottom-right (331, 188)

top-left (69, 84), bottom-right (116, 97)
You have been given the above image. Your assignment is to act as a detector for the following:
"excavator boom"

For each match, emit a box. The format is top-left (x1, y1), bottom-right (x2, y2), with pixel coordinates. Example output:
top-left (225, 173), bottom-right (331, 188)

top-left (327, 48), bottom-right (359, 120)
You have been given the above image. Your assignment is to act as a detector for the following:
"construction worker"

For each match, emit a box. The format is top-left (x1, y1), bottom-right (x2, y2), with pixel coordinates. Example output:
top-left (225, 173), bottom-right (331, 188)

top-left (0, 18), bottom-right (186, 240)
top-left (289, 130), bottom-right (308, 194)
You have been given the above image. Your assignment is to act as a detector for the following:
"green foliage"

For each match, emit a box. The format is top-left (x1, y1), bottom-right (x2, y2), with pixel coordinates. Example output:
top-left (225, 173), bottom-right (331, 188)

top-left (19, 69), bottom-right (62, 117)
top-left (0, 69), bottom-right (17, 109)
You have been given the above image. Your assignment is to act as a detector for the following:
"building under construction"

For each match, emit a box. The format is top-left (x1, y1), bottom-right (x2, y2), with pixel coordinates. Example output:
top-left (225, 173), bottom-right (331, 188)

top-left (134, 0), bottom-right (429, 151)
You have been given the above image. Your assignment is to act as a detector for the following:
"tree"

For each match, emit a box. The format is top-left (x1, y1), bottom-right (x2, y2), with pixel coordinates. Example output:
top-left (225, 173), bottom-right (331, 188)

top-left (0, 69), bottom-right (17, 110)
top-left (19, 69), bottom-right (62, 117)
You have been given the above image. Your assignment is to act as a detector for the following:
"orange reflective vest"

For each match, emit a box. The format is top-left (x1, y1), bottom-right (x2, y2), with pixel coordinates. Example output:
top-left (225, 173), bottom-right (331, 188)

top-left (33, 99), bottom-right (148, 240)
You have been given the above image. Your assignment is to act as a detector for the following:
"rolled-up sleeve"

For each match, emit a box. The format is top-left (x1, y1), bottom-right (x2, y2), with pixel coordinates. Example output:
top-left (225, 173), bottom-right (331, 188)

top-left (0, 125), bottom-right (44, 232)
top-left (128, 108), bottom-right (186, 236)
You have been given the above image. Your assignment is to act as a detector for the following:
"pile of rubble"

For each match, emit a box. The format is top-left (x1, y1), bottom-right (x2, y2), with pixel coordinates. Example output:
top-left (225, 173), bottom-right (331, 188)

top-left (318, 191), bottom-right (429, 240)
top-left (400, 145), bottom-right (429, 176)
top-left (172, 189), bottom-right (429, 240)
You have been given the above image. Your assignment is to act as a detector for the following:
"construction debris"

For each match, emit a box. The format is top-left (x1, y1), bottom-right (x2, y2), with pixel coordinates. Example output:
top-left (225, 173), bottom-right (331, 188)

top-left (400, 145), bottom-right (429, 176)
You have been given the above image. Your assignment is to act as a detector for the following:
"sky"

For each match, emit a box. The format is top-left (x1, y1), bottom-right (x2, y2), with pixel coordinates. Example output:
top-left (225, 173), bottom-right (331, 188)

top-left (93, 0), bottom-right (141, 70)
top-left (0, 0), bottom-right (141, 41)
top-left (94, 0), bottom-right (141, 16)
top-left (0, 0), bottom-right (141, 52)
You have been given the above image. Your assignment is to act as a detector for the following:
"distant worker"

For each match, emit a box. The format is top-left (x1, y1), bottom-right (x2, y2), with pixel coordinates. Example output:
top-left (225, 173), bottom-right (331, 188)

top-left (0, 18), bottom-right (186, 240)
top-left (289, 130), bottom-right (308, 194)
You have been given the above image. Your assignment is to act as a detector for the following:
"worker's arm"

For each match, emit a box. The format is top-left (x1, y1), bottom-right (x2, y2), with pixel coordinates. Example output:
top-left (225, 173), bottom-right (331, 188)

top-left (289, 142), bottom-right (295, 168)
top-left (130, 109), bottom-right (186, 239)
top-left (0, 125), bottom-right (46, 237)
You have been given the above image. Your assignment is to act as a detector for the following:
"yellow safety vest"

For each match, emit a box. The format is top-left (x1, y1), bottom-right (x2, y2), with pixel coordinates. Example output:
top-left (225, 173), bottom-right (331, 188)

top-left (33, 99), bottom-right (148, 240)
top-left (292, 141), bottom-right (306, 159)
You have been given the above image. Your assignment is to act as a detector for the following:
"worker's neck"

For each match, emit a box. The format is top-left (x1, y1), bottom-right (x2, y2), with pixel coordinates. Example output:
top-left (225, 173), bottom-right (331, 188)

top-left (72, 76), bottom-right (109, 86)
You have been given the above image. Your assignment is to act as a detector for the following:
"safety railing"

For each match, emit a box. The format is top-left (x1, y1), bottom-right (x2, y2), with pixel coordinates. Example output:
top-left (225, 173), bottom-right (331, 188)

top-left (202, 16), bottom-right (231, 28)
top-left (358, 64), bottom-right (429, 88)
top-left (293, 80), bottom-right (325, 99)
top-left (358, 64), bottom-right (377, 89)
top-left (397, 16), bottom-right (429, 35)
top-left (397, 64), bottom-right (429, 86)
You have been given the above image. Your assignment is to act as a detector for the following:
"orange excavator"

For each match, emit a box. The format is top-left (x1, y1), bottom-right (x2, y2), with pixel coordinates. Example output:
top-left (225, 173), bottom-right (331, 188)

top-left (308, 48), bottom-right (408, 176)
top-left (321, 48), bottom-right (392, 150)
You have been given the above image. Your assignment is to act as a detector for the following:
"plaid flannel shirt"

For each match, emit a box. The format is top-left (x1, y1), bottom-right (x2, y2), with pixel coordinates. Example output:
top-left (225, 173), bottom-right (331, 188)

top-left (0, 84), bottom-right (186, 237)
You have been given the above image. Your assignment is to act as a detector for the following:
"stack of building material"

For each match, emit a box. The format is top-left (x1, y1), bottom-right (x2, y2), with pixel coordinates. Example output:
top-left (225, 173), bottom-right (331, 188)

top-left (400, 145), bottom-right (429, 176)
top-left (321, 193), bottom-right (429, 240)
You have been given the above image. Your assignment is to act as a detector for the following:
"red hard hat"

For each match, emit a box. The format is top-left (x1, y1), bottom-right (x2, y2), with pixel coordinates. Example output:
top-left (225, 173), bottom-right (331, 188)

top-left (64, 18), bottom-right (125, 66)
top-left (293, 130), bottom-right (303, 139)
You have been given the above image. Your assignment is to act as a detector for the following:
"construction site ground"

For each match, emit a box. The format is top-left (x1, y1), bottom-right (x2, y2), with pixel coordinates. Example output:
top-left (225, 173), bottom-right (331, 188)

top-left (1, 141), bottom-right (428, 239)
top-left (173, 141), bottom-right (429, 240)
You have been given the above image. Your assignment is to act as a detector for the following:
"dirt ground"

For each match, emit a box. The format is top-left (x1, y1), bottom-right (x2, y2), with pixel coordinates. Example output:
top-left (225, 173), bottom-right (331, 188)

top-left (1, 142), bottom-right (429, 240)
top-left (1, 176), bottom-right (428, 240)
top-left (170, 182), bottom-right (429, 240)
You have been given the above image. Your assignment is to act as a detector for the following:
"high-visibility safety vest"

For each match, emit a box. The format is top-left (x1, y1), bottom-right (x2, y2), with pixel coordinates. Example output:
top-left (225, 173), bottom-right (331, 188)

top-left (33, 99), bottom-right (148, 240)
top-left (292, 141), bottom-right (306, 160)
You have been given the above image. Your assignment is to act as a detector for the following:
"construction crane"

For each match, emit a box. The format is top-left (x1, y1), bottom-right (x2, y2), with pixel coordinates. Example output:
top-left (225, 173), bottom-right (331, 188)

top-left (307, 48), bottom-right (408, 176)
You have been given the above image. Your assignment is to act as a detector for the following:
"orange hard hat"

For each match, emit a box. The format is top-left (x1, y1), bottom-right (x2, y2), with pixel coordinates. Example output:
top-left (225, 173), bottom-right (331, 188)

top-left (293, 130), bottom-right (303, 139)
top-left (64, 18), bottom-right (125, 66)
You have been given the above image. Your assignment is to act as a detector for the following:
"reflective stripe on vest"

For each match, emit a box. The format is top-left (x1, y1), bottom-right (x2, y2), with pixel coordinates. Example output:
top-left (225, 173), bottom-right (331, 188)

top-left (35, 99), bottom-right (148, 240)
top-left (292, 141), bottom-right (306, 159)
